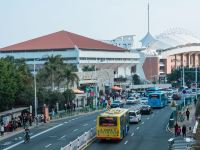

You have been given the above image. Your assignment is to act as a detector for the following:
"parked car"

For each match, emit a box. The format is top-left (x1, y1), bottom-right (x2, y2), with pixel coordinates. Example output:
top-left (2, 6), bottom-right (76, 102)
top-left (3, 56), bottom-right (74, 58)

top-left (110, 100), bottom-right (124, 108)
top-left (126, 97), bottom-right (139, 105)
top-left (129, 109), bottom-right (141, 123)
top-left (140, 105), bottom-right (153, 115)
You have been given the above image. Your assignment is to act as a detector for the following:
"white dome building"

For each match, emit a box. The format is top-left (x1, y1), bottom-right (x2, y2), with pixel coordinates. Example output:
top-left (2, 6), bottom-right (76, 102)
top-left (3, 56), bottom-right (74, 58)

top-left (139, 28), bottom-right (200, 82)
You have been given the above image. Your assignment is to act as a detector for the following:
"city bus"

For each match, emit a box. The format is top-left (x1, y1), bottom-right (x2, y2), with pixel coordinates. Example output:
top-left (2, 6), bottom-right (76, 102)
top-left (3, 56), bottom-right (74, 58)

top-left (96, 108), bottom-right (129, 140)
top-left (148, 92), bottom-right (168, 108)
top-left (146, 87), bottom-right (161, 97)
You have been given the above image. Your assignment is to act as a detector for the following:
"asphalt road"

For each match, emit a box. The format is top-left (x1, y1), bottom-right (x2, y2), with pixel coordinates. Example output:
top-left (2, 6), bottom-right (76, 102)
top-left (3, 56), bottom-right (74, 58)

top-left (0, 111), bottom-right (101, 150)
top-left (86, 106), bottom-right (173, 150)
top-left (0, 106), bottom-right (173, 150)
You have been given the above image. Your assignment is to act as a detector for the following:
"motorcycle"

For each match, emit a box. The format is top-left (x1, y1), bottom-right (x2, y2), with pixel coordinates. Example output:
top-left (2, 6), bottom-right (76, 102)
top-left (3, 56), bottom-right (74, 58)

top-left (24, 131), bottom-right (30, 143)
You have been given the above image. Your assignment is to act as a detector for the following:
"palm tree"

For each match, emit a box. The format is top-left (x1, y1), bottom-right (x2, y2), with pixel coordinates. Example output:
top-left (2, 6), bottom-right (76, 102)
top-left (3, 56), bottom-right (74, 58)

top-left (82, 65), bottom-right (95, 72)
top-left (43, 55), bottom-right (64, 91)
top-left (64, 65), bottom-right (79, 89)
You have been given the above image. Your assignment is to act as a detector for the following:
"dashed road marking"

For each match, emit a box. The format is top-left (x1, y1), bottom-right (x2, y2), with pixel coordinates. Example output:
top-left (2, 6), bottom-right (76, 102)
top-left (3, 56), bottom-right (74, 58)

top-left (124, 141), bottom-right (128, 144)
top-left (73, 129), bottom-right (79, 132)
top-left (136, 127), bottom-right (139, 130)
top-left (141, 122), bottom-right (144, 125)
top-left (83, 124), bottom-right (88, 126)
top-left (60, 135), bottom-right (65, 139)
top-left (93, 120), bottom-right (96, 122)
top-left (45, 144), bottom-right (52, 148)
top-left (3, 123), bottom-right (63, 150)
top-left (64, 122), bottom-right (68, 124)
top-left (147, 117), bottom-right (149, 120)
top-left (2, 141), bottom-right (12, 146)
top-left (131, 132), bottom-right (134, 136)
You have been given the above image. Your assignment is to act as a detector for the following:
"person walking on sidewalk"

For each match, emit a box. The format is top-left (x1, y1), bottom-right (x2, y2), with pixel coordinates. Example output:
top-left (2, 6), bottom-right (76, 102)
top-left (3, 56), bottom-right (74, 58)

top-left (0, 123), bottom-right (4, 136)
top-left (182, 124), bottom-right (186, 137)
top-left (174, 123), bottom-right (179, 136)
top-left (186, 108), bottom-right (190, 121)
top-left (194, 98), bottom-right (197, 106)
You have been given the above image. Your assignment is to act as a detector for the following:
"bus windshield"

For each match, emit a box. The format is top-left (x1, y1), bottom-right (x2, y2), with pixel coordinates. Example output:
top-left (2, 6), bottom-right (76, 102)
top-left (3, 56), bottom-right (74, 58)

top-left (99, 117), bottom-right (117, 126)
top-left (149, 94), bottom-right (159, 99)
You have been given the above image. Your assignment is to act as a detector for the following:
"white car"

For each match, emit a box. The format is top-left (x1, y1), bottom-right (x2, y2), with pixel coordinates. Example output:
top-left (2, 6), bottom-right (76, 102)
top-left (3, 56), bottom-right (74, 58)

top-left (129, 109), bottom-right (141, 123)
top-left (139, 97), bottom-right (148, 105)
top-left (126, 97), bottom-right (139, 105)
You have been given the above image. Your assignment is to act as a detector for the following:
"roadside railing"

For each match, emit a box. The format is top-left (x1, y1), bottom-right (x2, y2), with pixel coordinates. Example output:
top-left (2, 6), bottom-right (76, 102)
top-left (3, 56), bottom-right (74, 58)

top-left (61, 128), bottom-right (96, 150)
top-left (50, 106), bottom-right (104, 120)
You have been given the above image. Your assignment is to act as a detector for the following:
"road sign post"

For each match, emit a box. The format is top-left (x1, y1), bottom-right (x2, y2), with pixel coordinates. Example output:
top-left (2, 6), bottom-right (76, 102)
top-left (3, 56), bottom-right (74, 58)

top-left (182, 90), bottom-right (186, 107)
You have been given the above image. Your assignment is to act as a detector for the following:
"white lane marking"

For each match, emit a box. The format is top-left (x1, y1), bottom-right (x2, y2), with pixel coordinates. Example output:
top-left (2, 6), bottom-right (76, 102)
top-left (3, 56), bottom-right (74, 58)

top-left (3, 123), bottom-right (63, 150)
top-left (147, 117), bottom-right (149, 120)
top-left (45, 144), bottom-right (52, 148)
top-left (124, 141), bottom-right (128, 144)
top-left (131, 132), bottom-right (134, 136)
top-left (60, 135), bottom-right (65, 139)
top-left (64, 122), bottom-right (68, 124)
top-left (2, 142), bottom-right (12, 146)
top-left (141, 122), bottom-right (144, 125)
top-left (83, 124), bottom-right (88, 126)
top-left (73, 129), bottom-right (79, 132)
top-left (93, 120), bottom-right (96, 122)
top-left (136, 127), bottom-right (139, 130)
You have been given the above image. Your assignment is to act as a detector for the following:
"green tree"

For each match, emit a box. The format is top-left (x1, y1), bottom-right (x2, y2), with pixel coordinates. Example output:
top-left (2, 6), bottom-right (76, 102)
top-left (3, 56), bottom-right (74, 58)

top-left (64, 66), bottom-right (79, 89)
top-left (132, 74), bottom-right (141, 85)
top-left (63, 89), bottom-right (75, 104)
top-left (0, 57), bottom-right (33, 111)
top-left (43, 55), bottom-right (64, 91)
top-left (82, 65), bottom-right (95, 71)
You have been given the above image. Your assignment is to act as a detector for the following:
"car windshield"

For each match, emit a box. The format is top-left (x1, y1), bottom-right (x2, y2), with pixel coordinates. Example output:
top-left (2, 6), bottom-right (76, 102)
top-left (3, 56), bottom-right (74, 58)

top-left (129, 112), bottom-right (136, 116)
top-left (113, 100), bottom-right (120, 103)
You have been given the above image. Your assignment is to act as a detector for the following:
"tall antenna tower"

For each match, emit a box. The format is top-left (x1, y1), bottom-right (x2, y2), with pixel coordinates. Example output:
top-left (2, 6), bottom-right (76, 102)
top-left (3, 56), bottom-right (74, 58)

top-left (148, 3), bottom-right (150, 33)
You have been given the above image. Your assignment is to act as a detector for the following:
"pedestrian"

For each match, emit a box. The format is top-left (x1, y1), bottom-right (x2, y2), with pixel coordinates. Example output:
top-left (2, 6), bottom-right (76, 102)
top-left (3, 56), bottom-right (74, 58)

top-left (194, 98), bottom-right (197, 106)
top-left (177, 126), bottom-right (181, 136)
top-left (182, 124), bottom-right (186, 137)
top-left (73, 103), bottom-right (76, 111)
top-left (0, 123), bottom-right (4, 136)
top-left (186, 108), bottom-right (190, 121)
top-left (29, 114), bottom-right (32, 126)
top-left (64, 104), bottom-right (67, 112)
top-left (174, 123), bottom-right (178, 136)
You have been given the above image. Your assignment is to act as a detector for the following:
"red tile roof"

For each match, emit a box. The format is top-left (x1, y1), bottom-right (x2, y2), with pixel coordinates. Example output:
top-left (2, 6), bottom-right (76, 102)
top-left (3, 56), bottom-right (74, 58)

top-left (0, 30), bottom-right (127, 51)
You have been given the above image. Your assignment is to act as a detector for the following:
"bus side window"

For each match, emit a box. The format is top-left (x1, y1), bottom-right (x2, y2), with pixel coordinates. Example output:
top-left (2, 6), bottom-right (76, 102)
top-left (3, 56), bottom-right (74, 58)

top-left (120, 117), bottom-right (123, 126)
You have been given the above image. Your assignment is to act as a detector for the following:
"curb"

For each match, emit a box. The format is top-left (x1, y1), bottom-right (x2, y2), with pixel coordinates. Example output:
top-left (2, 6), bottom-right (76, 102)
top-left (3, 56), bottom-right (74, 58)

top-left (166, 123), bottom-right (174, 134)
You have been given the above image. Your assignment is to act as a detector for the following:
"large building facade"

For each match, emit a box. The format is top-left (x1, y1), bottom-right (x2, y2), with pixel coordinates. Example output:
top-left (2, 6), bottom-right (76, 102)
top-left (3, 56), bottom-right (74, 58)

top-left (140, 28), bottom-right (200, 81)
top-left (0, 30), bottom-right (140, 89)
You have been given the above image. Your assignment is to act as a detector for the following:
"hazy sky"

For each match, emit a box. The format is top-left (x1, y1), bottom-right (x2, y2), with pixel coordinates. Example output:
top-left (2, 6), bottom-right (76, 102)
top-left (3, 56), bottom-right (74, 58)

top-left (1, 0), bottom-right (200, 48)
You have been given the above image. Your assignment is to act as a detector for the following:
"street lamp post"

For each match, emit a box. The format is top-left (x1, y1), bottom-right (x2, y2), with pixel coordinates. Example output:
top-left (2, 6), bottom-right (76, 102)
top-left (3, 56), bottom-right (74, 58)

top-left (195, 67), bottom-right (198, 100)
top-left (34, 59), bottom-right (38, 123)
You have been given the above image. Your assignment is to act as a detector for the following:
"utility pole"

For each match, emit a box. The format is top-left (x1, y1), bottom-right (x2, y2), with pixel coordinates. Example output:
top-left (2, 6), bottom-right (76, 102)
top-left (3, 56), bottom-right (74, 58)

top-left (182, 66), bottom-right (185, 87)
top-left (147, 3), bottom-right (149, 33)
top-left (196, 67), bottom-right (198, 100)
top-left (34, 58), bottom-right (37, 124)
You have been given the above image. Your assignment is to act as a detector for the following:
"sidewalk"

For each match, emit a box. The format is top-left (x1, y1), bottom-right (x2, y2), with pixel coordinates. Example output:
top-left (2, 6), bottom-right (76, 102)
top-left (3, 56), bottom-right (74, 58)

top-left (0, 107), bottom-right (103, 141)
top-left (168, 102), bottom-right (197, 137)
